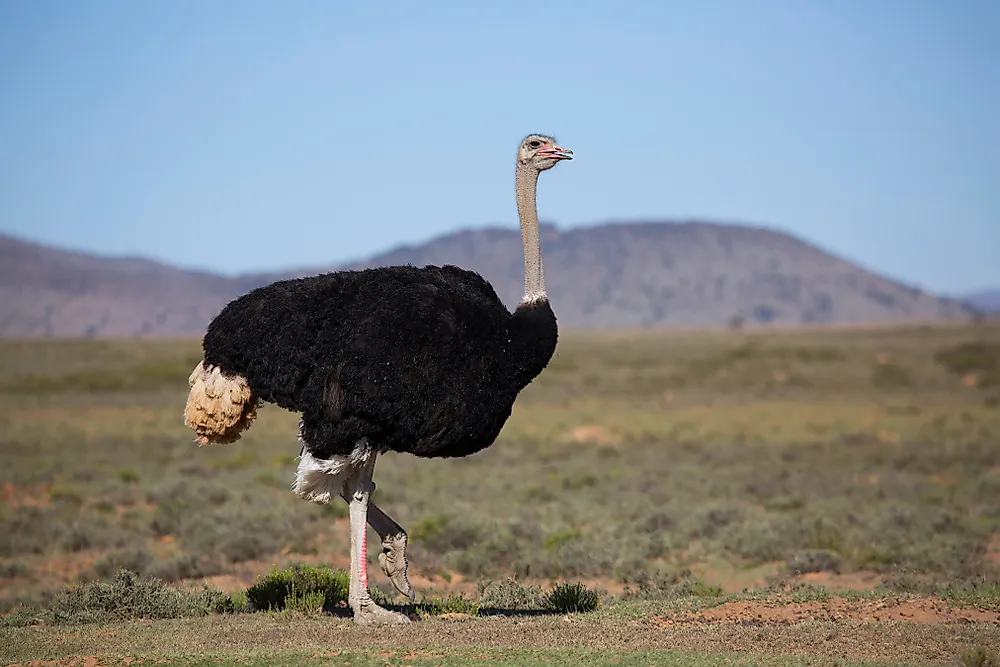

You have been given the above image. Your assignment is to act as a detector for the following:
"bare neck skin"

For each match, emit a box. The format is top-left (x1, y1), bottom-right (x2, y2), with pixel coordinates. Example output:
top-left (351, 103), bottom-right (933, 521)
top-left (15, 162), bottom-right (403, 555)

top-left (515, 163), bottom-right (546, 304)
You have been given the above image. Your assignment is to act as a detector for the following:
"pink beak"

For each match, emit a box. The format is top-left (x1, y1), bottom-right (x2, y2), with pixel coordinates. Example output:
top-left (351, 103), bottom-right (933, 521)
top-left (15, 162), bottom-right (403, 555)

top-left (539, 144), bottom-right (573, 160)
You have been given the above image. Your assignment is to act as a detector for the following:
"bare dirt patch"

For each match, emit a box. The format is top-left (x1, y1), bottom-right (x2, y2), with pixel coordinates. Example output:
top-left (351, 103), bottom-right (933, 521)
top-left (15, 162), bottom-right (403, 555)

top-left (986, 533), bottom-right (1000, 565)
top-left (563, 424), bottom-right (617, 445)
top-left (790, 570), bottom-right (883, 591)
top-left (0, 482), bottom-right (52, 509)
top-left (658, 596), bottom-right (1000, 626)
top-left (5, 656), bottom-right (103, 667)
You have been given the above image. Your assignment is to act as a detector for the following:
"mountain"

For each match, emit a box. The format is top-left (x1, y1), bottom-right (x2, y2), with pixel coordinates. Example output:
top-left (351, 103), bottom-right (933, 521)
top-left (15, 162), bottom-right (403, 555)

top-left (0, 221), bottom-right (975, 337)
top-left (0, 234), bottom-right (259, 337)
top-left (956, 290), bottom-right (1000, 313)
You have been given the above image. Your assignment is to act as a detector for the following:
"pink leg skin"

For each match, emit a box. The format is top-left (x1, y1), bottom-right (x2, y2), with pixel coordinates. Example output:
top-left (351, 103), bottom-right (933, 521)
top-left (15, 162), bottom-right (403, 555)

top-left (359, 527), bottom-right (368, 589)
top-left (341, 489), bottom-right (414, 601)
top-left (346, 452), bottom-right (410, 625)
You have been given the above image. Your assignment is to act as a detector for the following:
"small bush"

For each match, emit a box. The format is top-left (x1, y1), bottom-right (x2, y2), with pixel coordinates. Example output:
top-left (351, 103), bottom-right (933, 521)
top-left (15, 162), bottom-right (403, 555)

top-left (962, 646), bottom-right (999, 667)
top-left (0, 561), bottom-right (29, 578)
top-left (786, 549), bottom-right (842, 574)
top-left (620, 570), bottom-right (722, 601)
top-left (245, 564), bottom-right (348, 613)
top-left (60, 516), bottom-right (124, 553)
top-left (410, 513), bottom-right (484, 554)
top-left (176, 505), bottom-right (304, 564)
top-left (871, 361), bottom-right (912, 388)
top-left (284, 590), bottom-right (327, 616)
top-left (0, 506), bottom-right (63, 556)
top-left (936, 341), bottom-right (1000, 375)
top-left (37, 569), bottom-right (224, 625)
top-left (116, 468), bottom-right (141, 484)
top-left (213, 589), bottom-right (250, 614)
top-left (543, 528), bottom-right (583, 550)
top-left (49, 485), bottom-right (85, 506)
top-left (90, 548), bottom-right (155, 580)
top-left (418, 593), bottom-right (481, 616)
top-left (544, 582), bottom-right (600, 613)
top-left (477, 577), bottom-right (546, 610)
top-left (145, 553), bottom-right (224, 582)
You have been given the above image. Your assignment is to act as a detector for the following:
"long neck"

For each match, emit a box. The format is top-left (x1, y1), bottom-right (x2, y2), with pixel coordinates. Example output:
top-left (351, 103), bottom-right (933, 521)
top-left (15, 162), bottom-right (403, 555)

top-left (515, 164), bottom-right (545, 304)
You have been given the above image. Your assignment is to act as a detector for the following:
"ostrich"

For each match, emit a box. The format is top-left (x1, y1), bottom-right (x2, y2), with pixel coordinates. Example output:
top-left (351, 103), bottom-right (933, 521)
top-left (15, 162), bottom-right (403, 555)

top-left (183, 134), bottom-right (572, 624)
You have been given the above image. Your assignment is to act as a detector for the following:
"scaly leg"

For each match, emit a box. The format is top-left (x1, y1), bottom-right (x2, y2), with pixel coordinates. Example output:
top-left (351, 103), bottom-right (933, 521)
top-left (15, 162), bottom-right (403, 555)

top-left (341, 483), bottom-right (414, 601)
top-left (345, 451), bottom-right (410, 625)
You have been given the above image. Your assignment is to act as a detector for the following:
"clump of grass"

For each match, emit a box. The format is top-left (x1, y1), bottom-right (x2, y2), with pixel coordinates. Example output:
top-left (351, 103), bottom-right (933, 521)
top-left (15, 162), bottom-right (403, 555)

top-left (938, 580), bottom-right (1000, 611)
top-left (544, 582), bottom-right (600, 613)
top-left (936, 341), bottom-right (1000, 388)
top-left (284, 590), bottom-right (327, 616)
top-left (88, 547), bottom-right (155, 580)
top-left (543, 528), bottom-right (582, 549)
top-left (2, 569), bottom-right (225, 627)
top-left (410, 513), bottom-right (485, 554)
top-left (477, 577), bottom-right (546, 610)
top-left (418, 593), bottom-right (481, 616)
top-left (245, 564), bottom-right (348, 613)
top-left (49, 485), bottom-right (85, 506)
top-left (871, 361), bottom-right (912, 388)
top-left (0, 560), bottom-right (29, 578)
top-left (962, 646), bottom-right (999, 667)
top-left (60, 515), bottom-right (125, 553)
top-left (786, 549), bottom-right (842, 575)
top-left (786, 583), bottom-right (833, 603)
top-left (116, 468), bottom-right (141, 484)
top-left (144, 553), bottom-right (224, 582)
top-left (620, 570), bottom-right (723, 601)
top-left (215, 588), bottom-right (250, 614)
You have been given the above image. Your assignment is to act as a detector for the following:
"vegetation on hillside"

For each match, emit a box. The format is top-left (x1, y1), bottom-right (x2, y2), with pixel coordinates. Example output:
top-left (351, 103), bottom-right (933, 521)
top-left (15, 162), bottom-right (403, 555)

top-left (0, 323), bottom-right (998, 612)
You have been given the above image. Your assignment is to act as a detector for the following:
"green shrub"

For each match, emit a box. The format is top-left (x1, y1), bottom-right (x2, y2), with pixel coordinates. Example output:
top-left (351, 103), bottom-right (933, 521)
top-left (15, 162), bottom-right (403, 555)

top-left (90, 548), bottom-right (155, 580)
top-left (116, 468), bottom-right (141, 484)
top-left (37, 569), bottom-right (224, 625)
top-left (477, 577), bottom-right (546, 610)
top-left (245, 564), bottom-right (348, 613)
top-left (60, 516), bottom-right (124, 553)
top-left (410, 513), bottom-right (484, 554)
top-left (418, 593), bottom-right (480, 616)
top-left (620, 570), bottom-right (722, 601)
top-left (0, 561), bottom-right (29, 578)
top-left (935, 341), bottom-right (1000, 388)
top-left (284, 590), bottom-right (327, 616)
top-left (0, 506), bottom-right (63, 556)
top-left (961, 646), bottom-right (999, 667)
top-left (543, 528), bottom-right (582, 550)
top-left (544, 582), bottom-right (600, 613)
top-left (871, 361), bottom-right (912, 388)
top-left (213, 589), bottom-right (250, 614)
top-left (144, 553), bottom-right (224, 582)
top-left (786, 549), bottom-right (842, 574)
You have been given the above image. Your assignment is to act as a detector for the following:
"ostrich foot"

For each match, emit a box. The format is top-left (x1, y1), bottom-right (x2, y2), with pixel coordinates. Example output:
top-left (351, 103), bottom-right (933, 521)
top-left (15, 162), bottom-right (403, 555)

top-left (379, 532), bottom-right (414, 600)
top-left (353, 598), bottom-right (411, 625)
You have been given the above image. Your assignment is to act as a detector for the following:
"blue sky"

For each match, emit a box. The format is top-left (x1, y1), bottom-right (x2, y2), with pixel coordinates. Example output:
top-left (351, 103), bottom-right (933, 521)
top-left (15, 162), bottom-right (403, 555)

top-left (1, 0), bottom-right (997, 294)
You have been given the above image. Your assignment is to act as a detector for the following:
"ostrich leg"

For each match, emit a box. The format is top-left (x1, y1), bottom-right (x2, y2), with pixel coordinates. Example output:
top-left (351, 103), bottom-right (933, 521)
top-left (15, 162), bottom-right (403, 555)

top-left (341, 487), bottom-right (414, 600)
top-left (345, 451), bottom-right (411, 625)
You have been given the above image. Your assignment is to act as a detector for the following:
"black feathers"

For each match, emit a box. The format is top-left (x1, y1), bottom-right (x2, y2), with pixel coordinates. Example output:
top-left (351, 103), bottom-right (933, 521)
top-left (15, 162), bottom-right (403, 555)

top-left (202, 264), bottom-right (558, 460)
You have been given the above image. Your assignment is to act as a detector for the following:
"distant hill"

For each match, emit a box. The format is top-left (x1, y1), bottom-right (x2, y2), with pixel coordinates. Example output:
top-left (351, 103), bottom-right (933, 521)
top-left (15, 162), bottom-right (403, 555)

top-left (0, 221), bottom-right (975, 337)
top-left (956, 289), bottom-right (1000, 314)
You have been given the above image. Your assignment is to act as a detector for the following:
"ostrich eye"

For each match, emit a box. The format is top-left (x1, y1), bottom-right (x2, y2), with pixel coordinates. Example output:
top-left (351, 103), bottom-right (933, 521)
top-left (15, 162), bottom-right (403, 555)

top-left (529, 140), bottom-right (541, 148)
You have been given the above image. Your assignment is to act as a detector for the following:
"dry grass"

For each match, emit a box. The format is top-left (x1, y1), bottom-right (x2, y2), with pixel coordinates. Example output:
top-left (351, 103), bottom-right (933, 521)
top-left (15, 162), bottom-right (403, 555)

top-left (1, 322), bottom-right (999, 664)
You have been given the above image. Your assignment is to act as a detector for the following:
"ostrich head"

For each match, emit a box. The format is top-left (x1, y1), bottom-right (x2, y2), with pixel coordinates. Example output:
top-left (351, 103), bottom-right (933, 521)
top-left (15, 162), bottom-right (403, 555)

top-left (518, 134), bottom-right (573, 172)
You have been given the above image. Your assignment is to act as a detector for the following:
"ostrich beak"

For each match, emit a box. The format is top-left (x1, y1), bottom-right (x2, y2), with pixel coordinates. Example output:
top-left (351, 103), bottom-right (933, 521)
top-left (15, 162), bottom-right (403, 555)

top-left (540, 145), bottom-right (573, 160)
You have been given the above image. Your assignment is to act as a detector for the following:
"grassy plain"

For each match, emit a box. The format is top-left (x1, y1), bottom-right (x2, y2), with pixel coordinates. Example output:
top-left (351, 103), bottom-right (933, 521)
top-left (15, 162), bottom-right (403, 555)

top-left (1, 321), bottom-right (999, 665)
